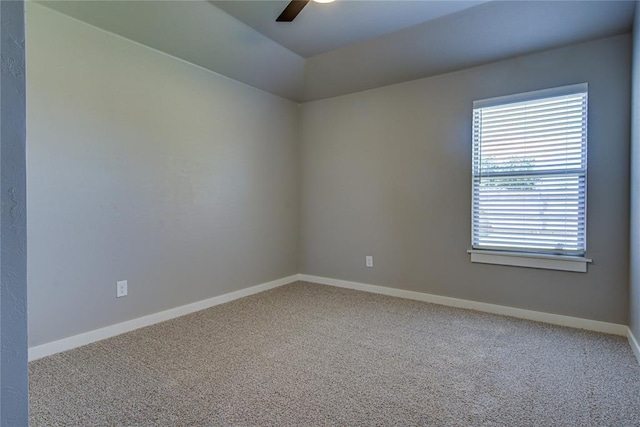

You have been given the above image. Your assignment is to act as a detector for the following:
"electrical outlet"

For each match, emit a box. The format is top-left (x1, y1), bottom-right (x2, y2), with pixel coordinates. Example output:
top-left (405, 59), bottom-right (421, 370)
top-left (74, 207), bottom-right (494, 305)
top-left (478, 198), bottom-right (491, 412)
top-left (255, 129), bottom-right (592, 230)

top-left (366, 256), bottom-right (373, 267)
top-left (116, 280), bottom-right (128, 298)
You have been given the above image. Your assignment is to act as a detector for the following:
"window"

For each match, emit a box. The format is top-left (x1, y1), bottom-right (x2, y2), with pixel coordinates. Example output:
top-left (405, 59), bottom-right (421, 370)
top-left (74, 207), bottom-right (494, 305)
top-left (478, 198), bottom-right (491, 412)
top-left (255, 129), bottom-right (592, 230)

top-left (469, 84), bottom-right (591, 272)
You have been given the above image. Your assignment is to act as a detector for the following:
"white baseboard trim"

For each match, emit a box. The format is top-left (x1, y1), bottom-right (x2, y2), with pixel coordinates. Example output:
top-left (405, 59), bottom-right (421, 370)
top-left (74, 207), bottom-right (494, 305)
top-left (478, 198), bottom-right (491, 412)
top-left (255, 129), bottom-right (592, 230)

top-left (29, 273), bottom-right (632, 361)
top-left (28, 274), bottom-right (298, 361)
top-left (298, 274), bottom-right (628, 336)
top-left (629, 328), bottom-right (640, 365)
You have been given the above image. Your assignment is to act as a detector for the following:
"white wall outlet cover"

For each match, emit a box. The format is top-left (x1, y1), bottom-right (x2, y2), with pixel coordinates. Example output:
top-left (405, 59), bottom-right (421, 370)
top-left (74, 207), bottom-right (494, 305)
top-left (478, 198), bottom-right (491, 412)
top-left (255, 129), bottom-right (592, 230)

top-left (116, 280), bottom-right (128, 298)
top-left (366, 256), bottom-right (373, 267)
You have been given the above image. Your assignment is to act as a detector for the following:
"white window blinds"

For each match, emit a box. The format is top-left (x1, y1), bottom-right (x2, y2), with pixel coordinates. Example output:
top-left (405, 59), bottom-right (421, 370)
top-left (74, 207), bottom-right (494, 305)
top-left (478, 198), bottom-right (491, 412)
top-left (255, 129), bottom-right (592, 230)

top-left (472, 84), bottom-right (588, 256)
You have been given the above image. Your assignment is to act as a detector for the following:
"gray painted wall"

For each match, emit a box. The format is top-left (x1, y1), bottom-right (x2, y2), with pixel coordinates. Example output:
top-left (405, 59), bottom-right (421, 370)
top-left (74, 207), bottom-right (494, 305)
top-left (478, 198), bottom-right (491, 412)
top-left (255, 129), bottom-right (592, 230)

top-left (300, 35), bottom-right (631, 324)
top-left (0, 0), bottom-right (28, 424)
top-left (630, 5), bottom-right (640, 338)
top-left (27, 3), bottom-right (300, 347)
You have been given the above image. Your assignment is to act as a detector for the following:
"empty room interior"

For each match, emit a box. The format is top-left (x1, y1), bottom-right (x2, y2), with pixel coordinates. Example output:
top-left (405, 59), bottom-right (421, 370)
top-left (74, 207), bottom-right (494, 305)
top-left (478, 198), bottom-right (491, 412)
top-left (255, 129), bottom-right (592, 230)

top-left (14, 0), bottom-right (640, 424)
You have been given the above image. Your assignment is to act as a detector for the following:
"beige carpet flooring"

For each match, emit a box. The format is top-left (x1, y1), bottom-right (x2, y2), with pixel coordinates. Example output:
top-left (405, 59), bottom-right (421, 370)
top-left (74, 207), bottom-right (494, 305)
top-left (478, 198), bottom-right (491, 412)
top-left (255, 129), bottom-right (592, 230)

top-left (30, 281), bottom-right (640, 426)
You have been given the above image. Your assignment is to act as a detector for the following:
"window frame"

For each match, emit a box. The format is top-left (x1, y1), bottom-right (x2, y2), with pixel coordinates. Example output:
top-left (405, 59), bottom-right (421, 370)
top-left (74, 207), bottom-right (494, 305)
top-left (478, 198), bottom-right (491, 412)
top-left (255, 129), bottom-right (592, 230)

top-left (469, 84), bottom-right (592, 272)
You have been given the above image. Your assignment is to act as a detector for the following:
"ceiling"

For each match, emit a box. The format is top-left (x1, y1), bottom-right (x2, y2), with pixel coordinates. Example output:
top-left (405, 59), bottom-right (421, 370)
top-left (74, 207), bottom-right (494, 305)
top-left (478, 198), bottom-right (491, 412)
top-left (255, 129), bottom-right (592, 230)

top-left (210, 0), bottom-right (489, 57)
top-left (37, 1), bottom-right (636, 102)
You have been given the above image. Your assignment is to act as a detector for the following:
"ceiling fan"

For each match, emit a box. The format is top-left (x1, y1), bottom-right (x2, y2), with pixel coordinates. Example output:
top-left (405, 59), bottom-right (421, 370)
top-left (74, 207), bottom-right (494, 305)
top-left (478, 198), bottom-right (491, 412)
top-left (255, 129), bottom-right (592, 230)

top-left (276, 0), bottom-right (334, 22)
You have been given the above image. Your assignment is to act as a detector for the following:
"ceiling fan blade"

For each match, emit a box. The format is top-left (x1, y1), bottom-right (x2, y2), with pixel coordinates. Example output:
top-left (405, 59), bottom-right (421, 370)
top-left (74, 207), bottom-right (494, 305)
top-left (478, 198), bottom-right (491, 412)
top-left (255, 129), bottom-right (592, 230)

top-left (276, 0), bottom-right (311, 22)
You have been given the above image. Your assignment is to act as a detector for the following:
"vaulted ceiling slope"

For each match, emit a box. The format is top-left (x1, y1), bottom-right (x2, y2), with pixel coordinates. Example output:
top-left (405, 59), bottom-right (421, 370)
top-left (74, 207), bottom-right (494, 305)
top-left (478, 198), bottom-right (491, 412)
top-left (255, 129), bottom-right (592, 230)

top-left (303, 0), bottom-right (635, 101)
top-left (37, 0), bottom-right (306, 100)
top-left (38, 1), bottom-right (635, 103)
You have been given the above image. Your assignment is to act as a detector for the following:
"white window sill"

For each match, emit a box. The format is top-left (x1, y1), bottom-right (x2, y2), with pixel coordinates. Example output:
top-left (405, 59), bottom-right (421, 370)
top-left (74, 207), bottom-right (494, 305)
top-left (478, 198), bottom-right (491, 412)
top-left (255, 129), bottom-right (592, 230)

top-left (467, 250), bottom-right (592, 273)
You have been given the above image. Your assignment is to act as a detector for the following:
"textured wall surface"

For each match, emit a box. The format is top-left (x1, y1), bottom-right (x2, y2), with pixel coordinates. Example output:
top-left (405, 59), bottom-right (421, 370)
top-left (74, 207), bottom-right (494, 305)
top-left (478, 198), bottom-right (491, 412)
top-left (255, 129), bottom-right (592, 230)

top-left (0, 0), bottom-right (28, 424)
top-left (300, 35), bottom-right (631, 324)
top-left (27, 3), bottom-right (299, 347)
top-left (630, 4), bottom-right (640, 339)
